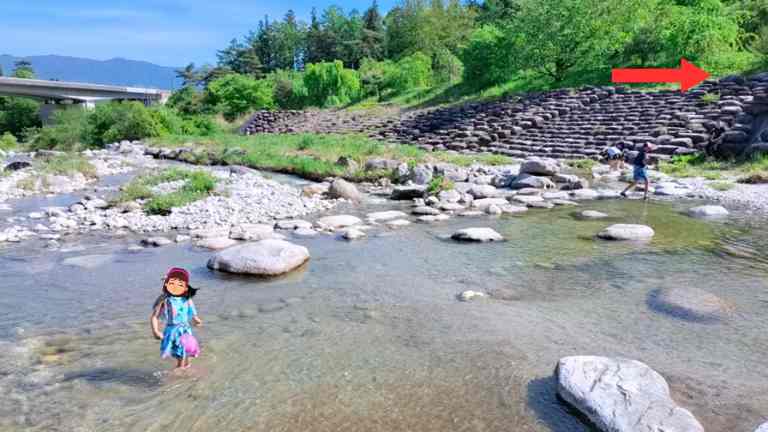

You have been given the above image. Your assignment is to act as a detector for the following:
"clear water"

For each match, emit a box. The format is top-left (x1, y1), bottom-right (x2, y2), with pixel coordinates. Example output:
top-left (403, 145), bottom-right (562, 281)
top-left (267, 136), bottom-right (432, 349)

top-left (0, 198), bottom-right (767, 432)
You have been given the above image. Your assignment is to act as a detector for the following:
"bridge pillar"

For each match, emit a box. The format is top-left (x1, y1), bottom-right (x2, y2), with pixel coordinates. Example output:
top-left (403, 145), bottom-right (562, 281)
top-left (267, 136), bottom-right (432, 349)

top-left (39, 99), bottom-right (95, 124)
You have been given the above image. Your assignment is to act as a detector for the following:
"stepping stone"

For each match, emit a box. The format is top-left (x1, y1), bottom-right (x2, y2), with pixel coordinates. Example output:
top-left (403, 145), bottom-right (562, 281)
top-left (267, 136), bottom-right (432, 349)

top-left (597, 224), bottom-right (654, 241)
top-left (687, 205), bottom-right (729, 218)
top-left (451, 227), bottom-right (504, 242)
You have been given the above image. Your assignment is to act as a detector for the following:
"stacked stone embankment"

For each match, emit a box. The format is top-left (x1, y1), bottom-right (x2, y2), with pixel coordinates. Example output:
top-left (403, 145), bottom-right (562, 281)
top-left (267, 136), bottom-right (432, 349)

top-left (239, 73), bottom-right (768, 161)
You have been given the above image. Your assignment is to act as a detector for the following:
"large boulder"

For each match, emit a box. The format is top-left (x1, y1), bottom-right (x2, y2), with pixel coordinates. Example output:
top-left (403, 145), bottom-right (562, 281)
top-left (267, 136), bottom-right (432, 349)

top-left (468, 185), bottom-right (500, 199)
top-left (520, 157), bottom-right (560, 176)
top-left (597, 224), bottom-right (654, 241)
top-left (649, 287), bottom-right (734, 322)
top-left (451, 227), bottom-right (504, 242)
top-left (687, 205), bottom-right (729, 218)
top-left (410, 164), bottom-right (433, 185)
top-left (315, 215), bottom-right (362, 230)
top-left (207, 239), bottom-right (310, 276)
top-left (328, 178), bottom-right (362, 202)
top-left (390, 185), bottom-right (427, 200)
top-left (556, 356), bottom-right (704, 432)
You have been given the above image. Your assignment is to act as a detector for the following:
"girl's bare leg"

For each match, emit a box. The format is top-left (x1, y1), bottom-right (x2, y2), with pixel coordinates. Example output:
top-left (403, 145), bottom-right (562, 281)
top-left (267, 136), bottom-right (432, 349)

top-left (175, 357), bottom-right (184, 369)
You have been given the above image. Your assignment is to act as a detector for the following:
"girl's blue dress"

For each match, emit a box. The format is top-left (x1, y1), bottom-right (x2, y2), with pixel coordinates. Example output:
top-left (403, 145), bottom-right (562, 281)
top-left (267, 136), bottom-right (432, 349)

top-left (159, 296), bottom-right (198, 359)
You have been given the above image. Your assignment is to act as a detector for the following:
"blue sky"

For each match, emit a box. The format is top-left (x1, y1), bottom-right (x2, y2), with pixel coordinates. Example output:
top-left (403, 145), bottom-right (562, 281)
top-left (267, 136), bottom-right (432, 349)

top-left (1, 0), bottom-right (397, 67)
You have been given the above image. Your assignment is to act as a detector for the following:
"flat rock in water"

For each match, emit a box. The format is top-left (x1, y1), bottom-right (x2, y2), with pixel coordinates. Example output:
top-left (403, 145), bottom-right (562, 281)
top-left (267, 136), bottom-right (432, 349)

top-left (687, 205), bottom-right (729, 218)
top-left (471, 198), bottom-right (509, 210)
top-left (197, 237), bottom-right (238, 250)
top-left (141, 237), bottom-right (172, 247)
top-left (385, 219), bottom-right (411, 228)
top-left (500, 204), bottom-right (528, 214)
top-left (390, 185), bottom-right (426, 200)
top-left (315, 215), bottom-right (362, 230)
top-left (552, 199), bottom-right (579, 206)
top-left (207, 239), bottom-right (310, 276)
top-left (191, 227), bottom-right (230, 239)
top-left (293, 227), bottom-right (318, 237)
top-left (577, 210), bottom-right (609, 219)
top-left (649, 287), bottom-right (734, 322)
top-left (571, 189), bottom-right (599, 200)
top-left (459, 211), bottom-right (484, 217)
top-left (451, 227), bottom-right (504, 242)
top-left (557, 356), bottom-right (704, 432)
top-left (275, 219), bottom-right (313, 230)
top-left (457, 290), bottom-right (486, 301)
top-left (511, 195), bottom-right (544, 204)
top-left (341, 228), bottom-right (367, 240)
top-left (230, 223), bottom-right (275, 241)
top-left (417, 214), bottom-right (450, 223)
top-left (412, 206), bottom-right (441, 216)
top-left (62, 254), bottom-right (113, 269)
top-left (367, 210), bottom-right (408, 222)
top-left (597, 224), bottom-right (654, 241)
top-left (439, 202), bottom-right (465, 211)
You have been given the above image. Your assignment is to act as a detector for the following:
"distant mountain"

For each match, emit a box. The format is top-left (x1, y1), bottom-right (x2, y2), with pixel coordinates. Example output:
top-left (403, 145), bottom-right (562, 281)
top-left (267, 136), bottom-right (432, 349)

top-left (0, 54), bottom-right (182, 90)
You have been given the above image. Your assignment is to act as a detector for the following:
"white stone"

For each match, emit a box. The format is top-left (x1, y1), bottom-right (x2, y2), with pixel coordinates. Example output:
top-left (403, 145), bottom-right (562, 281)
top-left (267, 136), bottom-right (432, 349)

top-left (207, 239), bottom-right (310, 276)
top-left (230, 223), bottom-right (274, 241)
top-left (557, 356), bottom-right (704, 432)
top-left (341, 228), bottom-right (367, 240)
top-left (458, 290), bottom-right (486, 301)
top-left (385, 219), bottom-right (411, 228)
top-left (197, 237), bottom-right (238, 250)
top-left (367, 210), bottom-right (408, 222)
top-left (571, 189), bottom-right (599, 200)
top-left (315, 215), bottom-right (362, 230)
top-left (451, 227), bottom-right (504, 242)
top-left (687, 205), bottom-right (729, 218)
top-left (597, 224), bottom-right (655, 241)
top-left (578, 210), bottom-right (609, 219)
top-left (416, 214), bottom-right (450, 223)
top-left (275, 219), bottom-right (313, 230)
top-left (471, 198), bottom-right (509, 210)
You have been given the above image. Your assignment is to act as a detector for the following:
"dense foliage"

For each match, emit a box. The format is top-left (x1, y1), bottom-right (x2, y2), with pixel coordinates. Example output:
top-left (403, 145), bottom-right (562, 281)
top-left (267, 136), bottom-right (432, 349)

top-left (28, 102), bottom-right (220, 150)
top-left (163, 0), bottom-right (765, 116)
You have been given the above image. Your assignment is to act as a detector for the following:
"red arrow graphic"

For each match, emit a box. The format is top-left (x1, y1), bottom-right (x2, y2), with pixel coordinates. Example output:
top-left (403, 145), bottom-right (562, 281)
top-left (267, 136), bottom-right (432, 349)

top-left (611, 59), bottom-right (710, 92)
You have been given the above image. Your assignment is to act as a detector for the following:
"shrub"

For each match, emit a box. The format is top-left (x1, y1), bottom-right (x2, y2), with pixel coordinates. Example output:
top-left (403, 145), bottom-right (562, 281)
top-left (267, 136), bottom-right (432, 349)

top-left (460, 25), bottom-right (513, 88)
top-left (0, 132), bottom-right (17, 151)
top-left (427, 175), bottom-right (455, 195)
top-left (432, 48), bottom-right (464, 85)
top-left (87, 102), bottom-right (163, 146)
top-left (387, 52), bottom-right (433, 93)
top-left (167, 86), bottom-right (210, 116)
top-left (0, 97), bottom-right (41, 138)
top-left (303, 61), bottom-right (362, 107)
top-left (206, 74), bottom-right (275, 121)
top-left (28, 109), bottom-right (90, 151)
top-left (268, 70), bottom-right (308, 109)
top-left (37, 154), bottom-right (97, 178)
top-left (359, 58), bottom-right (397, 97)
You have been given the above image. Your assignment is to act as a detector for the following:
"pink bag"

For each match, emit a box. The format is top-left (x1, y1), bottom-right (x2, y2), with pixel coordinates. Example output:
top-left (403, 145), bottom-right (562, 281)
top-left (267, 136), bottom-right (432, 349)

top-left (179, 333), bottom-right (200, 357)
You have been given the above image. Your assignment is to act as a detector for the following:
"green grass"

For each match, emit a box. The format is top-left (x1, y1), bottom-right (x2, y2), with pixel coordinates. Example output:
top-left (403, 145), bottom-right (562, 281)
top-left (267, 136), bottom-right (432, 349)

top-left (426, 175), bottom-right (455, 195)
top-left (115, 168), bottom-right (217, 215)
top-left (567, 159), bottom-right (598, 170)
top-left (35, 154), bottom-right (97, 178)
top-left (700, 92), bottom-right (721, 104)
top-left (660, 153), bottom-right (768, 182)
top-left (149, 133), bottom-right (517, 182)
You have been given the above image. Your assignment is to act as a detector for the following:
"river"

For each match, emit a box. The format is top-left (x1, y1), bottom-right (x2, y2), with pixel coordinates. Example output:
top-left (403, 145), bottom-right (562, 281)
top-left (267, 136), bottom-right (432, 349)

top-left (0, 192), bottom-right (766, 431)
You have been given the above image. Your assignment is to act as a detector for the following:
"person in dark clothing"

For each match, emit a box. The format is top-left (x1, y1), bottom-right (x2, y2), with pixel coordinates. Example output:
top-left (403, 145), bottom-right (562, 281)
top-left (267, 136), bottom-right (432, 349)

top-left (621, 142), bottom-right (652, 200)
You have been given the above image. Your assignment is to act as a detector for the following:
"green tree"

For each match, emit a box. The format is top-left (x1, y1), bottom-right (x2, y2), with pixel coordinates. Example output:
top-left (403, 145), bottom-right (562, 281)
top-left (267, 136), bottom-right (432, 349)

top-left (12, 60), bottom-right (35, 79)
top-left (303, 60), bottom-right (361, 107)
top-left (509, 0), bottom-right (650, 83)
top-left (206, 74), bottom-right (275, 120)
top-left (176, 63), bottom-right (200, 87)
top-left (361, 1), bottom-right (386, 60)
top-left (0, 97), bottom-right (41, 137)
top-left (477, 0), bottom-right (520, 24)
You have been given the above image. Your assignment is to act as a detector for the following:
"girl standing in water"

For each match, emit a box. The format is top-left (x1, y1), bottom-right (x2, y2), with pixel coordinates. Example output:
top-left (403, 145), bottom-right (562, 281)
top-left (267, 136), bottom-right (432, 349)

top-left (151, 268), bottom-right (202, 370)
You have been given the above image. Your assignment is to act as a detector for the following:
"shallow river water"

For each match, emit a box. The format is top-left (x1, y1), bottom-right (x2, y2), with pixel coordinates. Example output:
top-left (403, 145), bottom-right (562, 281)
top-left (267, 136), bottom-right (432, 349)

top-left (0, 195), bottom-right (767, 431)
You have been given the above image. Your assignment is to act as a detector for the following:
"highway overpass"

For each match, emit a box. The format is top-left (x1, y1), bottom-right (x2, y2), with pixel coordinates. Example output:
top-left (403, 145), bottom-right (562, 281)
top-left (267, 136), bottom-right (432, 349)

top-left (0, 77), bottom-right (170, 122)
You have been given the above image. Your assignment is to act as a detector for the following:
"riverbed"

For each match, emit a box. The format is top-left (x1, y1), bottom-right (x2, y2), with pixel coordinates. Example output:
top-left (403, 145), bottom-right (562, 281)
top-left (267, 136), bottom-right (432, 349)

top-left (0, 187), bottom-right (767, 431)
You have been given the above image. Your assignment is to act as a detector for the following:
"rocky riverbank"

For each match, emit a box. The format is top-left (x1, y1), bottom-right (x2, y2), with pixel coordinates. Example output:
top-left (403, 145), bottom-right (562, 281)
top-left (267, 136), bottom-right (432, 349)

top-left (1, 138), bottom-right (766, 247)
